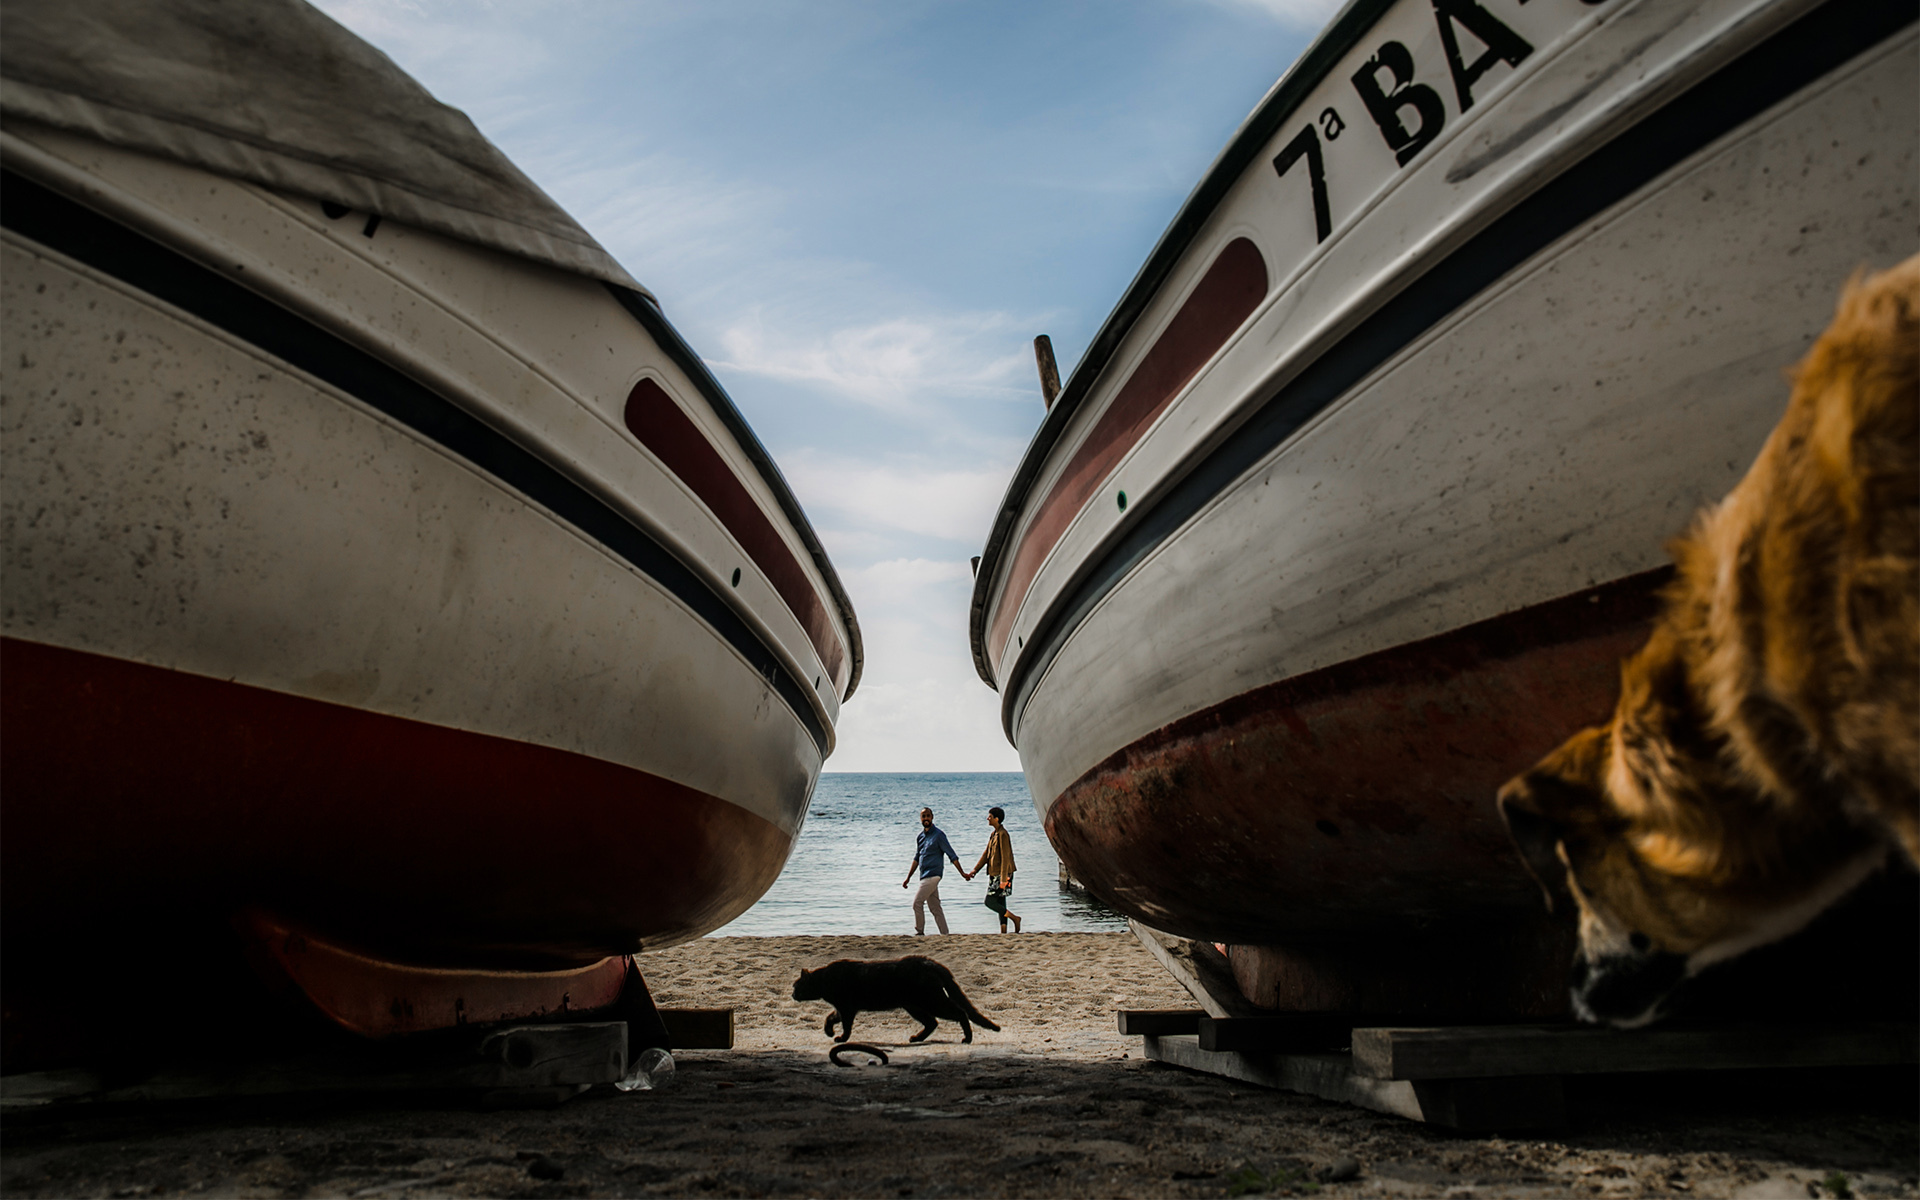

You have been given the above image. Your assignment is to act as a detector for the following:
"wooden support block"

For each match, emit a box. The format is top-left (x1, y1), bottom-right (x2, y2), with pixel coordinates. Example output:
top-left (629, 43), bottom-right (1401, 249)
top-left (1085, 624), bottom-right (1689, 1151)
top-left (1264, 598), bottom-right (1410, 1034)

top-left (659, 1008), bottom-right (734, 1050)
top-left (1128, 920), bottom-right (1267, 1018)
top-left (1198, 1015), bottom-right (1350, 1053)
top-left (1352, 1022), bottom-right (1920, 1081)
top-left (1409, 1076), bottom-right (1566, 1131)
top-left (1117, 1009), bottom-right (1205, 1036)
top-left (1144, 1034), bottom-right (1422, 1121)
top-left (1140, 1034), bottom-right (1564, 1131)
top-left (474, 1023), bottom-right (629, 1087)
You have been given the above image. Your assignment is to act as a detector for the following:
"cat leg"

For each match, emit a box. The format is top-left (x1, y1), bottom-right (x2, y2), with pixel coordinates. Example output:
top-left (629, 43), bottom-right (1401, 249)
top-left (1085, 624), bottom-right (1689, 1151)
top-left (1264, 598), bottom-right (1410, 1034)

top-left (958, 1012), bottom-right (973, 1044)
top-left (836, 1010), bottom-right (856, 1043)
top-left (823, 1012), bottom-right (838, 1038)
top-left (907, 1010), bottom-right (938, 1042)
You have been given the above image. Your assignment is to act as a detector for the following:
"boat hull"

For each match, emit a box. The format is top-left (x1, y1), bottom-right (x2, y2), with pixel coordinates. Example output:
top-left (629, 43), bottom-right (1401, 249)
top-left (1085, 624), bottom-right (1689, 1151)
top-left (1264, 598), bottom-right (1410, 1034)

top-left (0, 124), bottom-right (855, 1060)
top-left (1043, 574), bottom-right (1660, 942)
top-left (972, 0), bottom-right (1918, 1006)
top-left (3, 639), bottom-right (793, 968)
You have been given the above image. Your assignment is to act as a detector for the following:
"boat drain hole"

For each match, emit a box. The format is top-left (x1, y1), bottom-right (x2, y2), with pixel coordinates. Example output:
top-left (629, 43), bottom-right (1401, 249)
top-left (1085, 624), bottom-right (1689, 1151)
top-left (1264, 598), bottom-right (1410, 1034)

top-left (730, 568), bottom-right (741, 587)
top-left (1117, 490), bottom-right (1128, 511)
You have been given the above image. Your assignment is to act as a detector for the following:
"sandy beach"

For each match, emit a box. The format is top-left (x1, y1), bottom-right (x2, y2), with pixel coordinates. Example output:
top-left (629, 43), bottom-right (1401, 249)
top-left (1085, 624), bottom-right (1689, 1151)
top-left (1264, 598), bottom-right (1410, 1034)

top-left (642, 933), bottom-right (1191, 1055)
top-left (4, 932), bottom-right (1914, 1199)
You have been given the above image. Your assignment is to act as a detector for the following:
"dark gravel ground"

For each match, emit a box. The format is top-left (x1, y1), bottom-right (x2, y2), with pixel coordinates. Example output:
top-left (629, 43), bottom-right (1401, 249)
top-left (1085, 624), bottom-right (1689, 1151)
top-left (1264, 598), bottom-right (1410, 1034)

top-left (3, 1047), bottom-right (1914, 1198)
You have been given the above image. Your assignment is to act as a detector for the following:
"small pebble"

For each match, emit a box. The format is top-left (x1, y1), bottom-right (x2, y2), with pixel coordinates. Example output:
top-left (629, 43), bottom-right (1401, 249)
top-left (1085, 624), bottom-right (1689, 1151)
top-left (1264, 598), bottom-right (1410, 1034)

top-left (1319, 1157), bottom-right (1362, 1183)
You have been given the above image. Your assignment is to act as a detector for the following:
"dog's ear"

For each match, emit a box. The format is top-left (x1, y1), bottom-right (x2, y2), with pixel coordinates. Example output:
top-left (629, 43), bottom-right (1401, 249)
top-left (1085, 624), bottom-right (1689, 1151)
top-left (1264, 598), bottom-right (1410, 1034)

top-left (1499, 725), bottom-right (1619, 912)
top-left (1497, 771), bottom-right (1582, 914)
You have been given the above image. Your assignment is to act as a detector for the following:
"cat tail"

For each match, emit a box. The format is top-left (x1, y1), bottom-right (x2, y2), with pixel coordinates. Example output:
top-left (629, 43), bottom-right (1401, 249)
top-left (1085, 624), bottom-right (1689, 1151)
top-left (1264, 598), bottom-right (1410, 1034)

top-left (947, 981), bottom-right (1000, 1031)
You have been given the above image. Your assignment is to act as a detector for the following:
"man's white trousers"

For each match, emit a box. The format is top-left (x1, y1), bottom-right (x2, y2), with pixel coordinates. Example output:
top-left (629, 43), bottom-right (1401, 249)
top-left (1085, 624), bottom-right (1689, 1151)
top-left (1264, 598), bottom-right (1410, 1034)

top-left (911, 875), bottom-right (949, 935)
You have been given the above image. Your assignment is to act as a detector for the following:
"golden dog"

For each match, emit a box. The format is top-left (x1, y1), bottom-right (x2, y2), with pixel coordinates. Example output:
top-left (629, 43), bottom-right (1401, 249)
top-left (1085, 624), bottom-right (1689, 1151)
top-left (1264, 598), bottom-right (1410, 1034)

top-left (1498, 256), bottom-right (1919, 1027)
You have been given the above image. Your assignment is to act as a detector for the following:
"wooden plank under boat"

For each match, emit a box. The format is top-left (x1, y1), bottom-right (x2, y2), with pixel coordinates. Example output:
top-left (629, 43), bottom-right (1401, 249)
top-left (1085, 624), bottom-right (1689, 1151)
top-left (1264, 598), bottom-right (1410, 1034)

top-left (970, 0), bottom-right (1917, 1014)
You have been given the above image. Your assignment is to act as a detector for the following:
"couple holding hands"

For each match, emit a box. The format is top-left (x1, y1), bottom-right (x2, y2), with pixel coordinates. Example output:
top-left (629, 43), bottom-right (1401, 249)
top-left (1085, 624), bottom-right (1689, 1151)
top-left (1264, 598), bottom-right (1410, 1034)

top-left (902, 806), bottom-right (1022, 935)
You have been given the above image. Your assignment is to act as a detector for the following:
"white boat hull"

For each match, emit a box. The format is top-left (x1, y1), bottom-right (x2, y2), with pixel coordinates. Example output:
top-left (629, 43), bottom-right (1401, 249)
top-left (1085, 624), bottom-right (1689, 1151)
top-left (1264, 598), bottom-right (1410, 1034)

top-left (1, 125), bottom-right (856, 981)
top-left (970, 0), bottom-right (1916, 993)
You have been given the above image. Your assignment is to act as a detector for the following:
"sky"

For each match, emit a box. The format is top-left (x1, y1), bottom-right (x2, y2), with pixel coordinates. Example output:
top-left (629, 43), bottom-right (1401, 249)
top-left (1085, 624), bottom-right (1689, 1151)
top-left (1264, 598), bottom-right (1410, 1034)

top-left (313, 0), bottom-right (1338, 771)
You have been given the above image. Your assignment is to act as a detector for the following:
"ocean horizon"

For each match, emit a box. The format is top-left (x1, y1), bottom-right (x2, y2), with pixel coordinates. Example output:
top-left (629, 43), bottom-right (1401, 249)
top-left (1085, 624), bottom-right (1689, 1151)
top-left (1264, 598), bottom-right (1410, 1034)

top-left (712, 772), bottom-right (1127, 937)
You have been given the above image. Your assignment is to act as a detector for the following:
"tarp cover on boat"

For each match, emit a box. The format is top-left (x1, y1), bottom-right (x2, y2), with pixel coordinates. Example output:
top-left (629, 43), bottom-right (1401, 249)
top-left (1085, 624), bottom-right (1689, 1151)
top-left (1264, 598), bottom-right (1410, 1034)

top-left (0, 0), bottom-right (643, 292)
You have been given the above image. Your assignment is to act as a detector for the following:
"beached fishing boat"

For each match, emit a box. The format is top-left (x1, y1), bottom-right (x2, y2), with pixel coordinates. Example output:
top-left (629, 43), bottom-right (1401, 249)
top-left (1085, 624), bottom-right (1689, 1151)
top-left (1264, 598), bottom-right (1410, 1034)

top-left (0, 0), bottom-right (859, 1063)
top-left (971, 0), bottom-right (1916, 1012)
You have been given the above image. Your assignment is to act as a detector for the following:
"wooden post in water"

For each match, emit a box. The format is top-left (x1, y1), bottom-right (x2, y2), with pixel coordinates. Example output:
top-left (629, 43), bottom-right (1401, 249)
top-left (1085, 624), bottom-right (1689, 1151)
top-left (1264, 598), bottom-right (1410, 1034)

top-left (1034, 335), bottom-right (1061, 409)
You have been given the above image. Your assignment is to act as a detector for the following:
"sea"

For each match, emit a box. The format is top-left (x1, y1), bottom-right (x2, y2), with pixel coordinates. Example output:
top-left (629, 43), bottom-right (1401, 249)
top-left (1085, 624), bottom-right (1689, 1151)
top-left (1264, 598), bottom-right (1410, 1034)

top-left (712, 773), bottom-right (1128, 936)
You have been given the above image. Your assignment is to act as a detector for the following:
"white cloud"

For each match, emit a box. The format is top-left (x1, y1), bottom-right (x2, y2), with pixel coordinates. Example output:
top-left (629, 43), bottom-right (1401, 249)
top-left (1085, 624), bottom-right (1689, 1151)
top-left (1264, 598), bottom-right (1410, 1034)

top-left (1196, 0), bottom-right (1345, 28)
top-left (806, 526), bottom-right (900, 565)
top-left (782, 453), bottom-right (1013, 547)
top-left (843, 556), bottom-right (973, 608)
top-left (830, 558), bottom-right (1017, 772)
top-left (716, 312), bottom-right (1032, 414)
top-left (832, 675), bottom-right (1017, 772)
top-left (537, 150), bottom-right (783, 287)
top-left (311, 0), bottom-right (557, 92)
top-left (839, 558), bottom-right (975, 681)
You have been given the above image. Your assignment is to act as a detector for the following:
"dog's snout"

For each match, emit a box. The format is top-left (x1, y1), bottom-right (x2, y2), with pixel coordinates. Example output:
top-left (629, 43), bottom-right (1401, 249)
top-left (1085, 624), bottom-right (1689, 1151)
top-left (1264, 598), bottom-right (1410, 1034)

top-left (1570, 946), bottom-right (1688, 1028)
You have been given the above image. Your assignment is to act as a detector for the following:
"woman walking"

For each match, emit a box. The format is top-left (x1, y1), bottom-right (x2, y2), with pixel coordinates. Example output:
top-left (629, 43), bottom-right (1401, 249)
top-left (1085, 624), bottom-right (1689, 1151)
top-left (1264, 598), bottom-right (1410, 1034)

top-left (970, 807), bottom-right (1022, 933)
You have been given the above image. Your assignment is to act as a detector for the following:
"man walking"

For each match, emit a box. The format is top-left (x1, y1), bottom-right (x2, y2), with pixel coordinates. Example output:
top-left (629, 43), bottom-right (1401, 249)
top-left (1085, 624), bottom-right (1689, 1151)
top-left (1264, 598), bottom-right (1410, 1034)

top-left (902, 806), bottom-right (965, 935)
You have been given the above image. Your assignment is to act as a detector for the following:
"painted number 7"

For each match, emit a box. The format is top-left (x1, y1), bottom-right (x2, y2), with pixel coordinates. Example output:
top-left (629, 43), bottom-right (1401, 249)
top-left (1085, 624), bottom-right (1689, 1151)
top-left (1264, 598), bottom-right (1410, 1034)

top-left (1272, 124), bottom-right (1331, 244)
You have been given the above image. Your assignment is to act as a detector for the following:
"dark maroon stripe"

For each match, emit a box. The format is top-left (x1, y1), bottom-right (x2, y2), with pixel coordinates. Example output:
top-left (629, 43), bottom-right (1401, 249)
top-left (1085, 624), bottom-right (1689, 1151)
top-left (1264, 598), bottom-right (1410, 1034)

top-left (989, 238), bottom-right (1267, 668)
top-left (0, 637), bottom-right (794, 970)
top-left (625, 379), bottom-right (843, 682)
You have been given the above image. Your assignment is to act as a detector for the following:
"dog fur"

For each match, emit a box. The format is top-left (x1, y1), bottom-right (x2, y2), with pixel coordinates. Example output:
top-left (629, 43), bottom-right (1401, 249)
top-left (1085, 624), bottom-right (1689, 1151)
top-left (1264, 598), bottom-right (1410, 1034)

top-left (1497, 255), bottom-right (1919, 1027)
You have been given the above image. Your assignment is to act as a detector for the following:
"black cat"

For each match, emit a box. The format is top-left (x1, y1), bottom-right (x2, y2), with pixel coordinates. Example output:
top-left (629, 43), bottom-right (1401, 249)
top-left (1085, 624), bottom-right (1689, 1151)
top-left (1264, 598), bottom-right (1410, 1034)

top-left (791, 956), bottom-right (1001, 1044)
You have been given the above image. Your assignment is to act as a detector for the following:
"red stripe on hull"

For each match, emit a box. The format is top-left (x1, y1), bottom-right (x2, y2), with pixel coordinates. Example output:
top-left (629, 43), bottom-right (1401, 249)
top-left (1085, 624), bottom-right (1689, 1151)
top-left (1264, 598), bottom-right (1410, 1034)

top-left (1, 637), bottom-right (794, 968)
top-left (625, 378), bottom-right (845, 686)
top-left (988, 238), bottom-right (1268, 670)
top-left (1043, 571), bottom-right (1668, 945)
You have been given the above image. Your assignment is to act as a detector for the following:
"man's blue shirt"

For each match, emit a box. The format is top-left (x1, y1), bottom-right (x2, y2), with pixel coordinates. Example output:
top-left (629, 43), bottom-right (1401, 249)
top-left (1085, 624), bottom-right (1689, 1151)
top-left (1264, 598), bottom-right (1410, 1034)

top-left (915, 825), bottom-right (960, 879)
